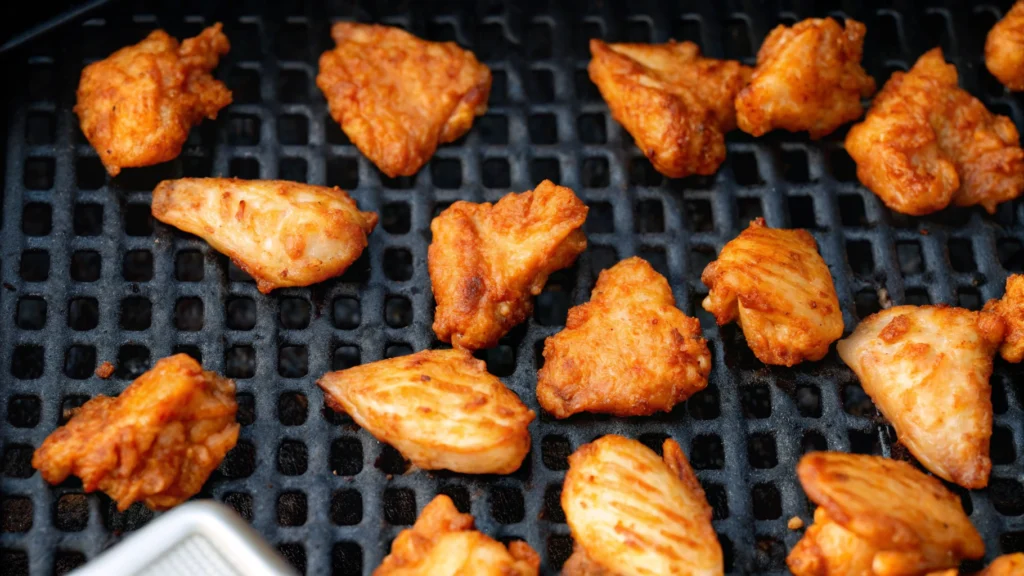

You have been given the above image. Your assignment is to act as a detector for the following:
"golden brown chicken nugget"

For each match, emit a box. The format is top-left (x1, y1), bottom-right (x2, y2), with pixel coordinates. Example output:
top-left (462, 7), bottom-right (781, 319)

top-left (977, 554), bottom-right (1024, 576)
top-left (984, 274), bottom-right (1024, 363)
top-left (429, 180), bottom-right (587, 350)
top-left (588, 39), bottom-right (752, 178)
top-left (32, 354), bottom-right (238, 511)
top-left (537, 257), bottom-right (710, 418)
top-left (986, 1), bottom-right (1024, 91)
top-left (75, 24), bottom-right (231, 177)
top-left (317, 22), bottom-right (491, 177)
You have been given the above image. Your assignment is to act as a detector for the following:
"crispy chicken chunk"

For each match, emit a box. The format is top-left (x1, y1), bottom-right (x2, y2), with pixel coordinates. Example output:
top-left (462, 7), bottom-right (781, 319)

top-left (374, 495), bottom-right (540, 576)
top-left (984, 274), bottom-right (1024, 363)
top-left (317, 23), bottom-right (491, 177)
top-left (588, 39), bottom-right (752, 178)
top-left (32, 354), bottom-right (238, 511)
top-left (318, 349), bottom-right (534, 475)
top-left (976, 554), bottom-right (1024, 576)
top-left (152, 178), bottom-right (377, 294)
top-left (429, 180), bottom-right (587, 350)
top-left (537, 257), bottom-right (711, 418)
top-left (562, 435), bottom-right (722, 576)
top-left (837, 305), bottom-right (1003, 489)
top-left (787, 452), bottom-right (984, 576)
top-left (75, 25), bottom-right (231, 176)
top-left (736, 18), bottom-right (875, 138)
top-left (845, 48), bottom-right (1024, 215)
top-left (701, 218), bottom-right (843, 366)
top-left (986, 1), bottom-right (1024, 91)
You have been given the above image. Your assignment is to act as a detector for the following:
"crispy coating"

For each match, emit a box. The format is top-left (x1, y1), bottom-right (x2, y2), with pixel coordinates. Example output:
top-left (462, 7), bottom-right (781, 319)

top-left (983, 274), bottom-right (1024, 363)
top-left (318, 349), bottom-right (534, 475)
top-left (986, 1), bottom-right (1024, 91)
top-left (588, 39), bottom-right (752, 178)
top-left (32, 354), bottom-right (238, 511)
top-left (787, 452), bottom-right (984, 576)
top-left (374, 495), bottom-right (540, 576)
top-left (152, 178), bottom-right (377, 294)
top-left (429, 180), bottom-right (587, 350)
top-left (736, 18), bottom-right (875, 138)
top-left (701, 218), bottom-right (843, 366)
top-left (837, 305), bottom-right (1003, 489)
top-left (976, 554), bottom-right (1024, 576)
top-left (94, 361), bottom-right (114, 379)
top-left (562, 435), bottom-right (723, 576)
top-left (75, 25), bottom-right (231, 176)
top-left (845, 48), bottom-right (1024, 215)
top-left (317, 23), bottom-right (491, 177)
top-left (536, 257), bottom-right (711, 418)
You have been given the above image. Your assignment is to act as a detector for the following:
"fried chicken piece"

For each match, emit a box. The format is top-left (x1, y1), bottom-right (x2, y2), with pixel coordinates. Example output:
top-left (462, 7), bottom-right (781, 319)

top-left (317, 23), bottom-right (491, 178)
top-left (837, 305), bottom-right (1003, 489)
top-left (429, 180), bottom-right (587, 350)
top-left (318, 349), bottom-right (534, 474)
top-left (562, 435), bottom-right (722, 576)
top-left (845, 48), bottom-right (1024, 215)
top-left (983, 274), bottom-right (1024, 363)
top-left (374, 495), bottom-right (540, 576)
top-left (536, 257), bottom-right (711, 418)
top-left (976, 554), bottom-right (1024, 576)
top-left (32, 354), bottom-right (238, 511)
top-left (588, 39), bottom-right (752, 178)
top-left (701, 218), bottom-right (843, 366)
top-left (152, 178), bottom-right (377, 294)
top-left (75, 25), bottom-right (231, 177)
top-left (787, 452), bottom-right (984, 576)
top-left (986, 1), bottom-right (1024, 91)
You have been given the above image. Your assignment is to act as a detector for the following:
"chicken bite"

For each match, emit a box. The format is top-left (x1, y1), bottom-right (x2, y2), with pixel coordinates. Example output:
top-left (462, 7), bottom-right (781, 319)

top-left (536, 257), bottom-right (711, 418)
top-left (735, 17), bottom-right (875, 139)
top-left (429, 180), bottom-right (588, 350)
top-left (152, 178), bottom-right (377, 294)
top-left (986, 1), bottom-right (1024, 91)
top-left (32, 354), bottom-right (239, 511)
top-left (977, 554), bottom-right (1024, 576)
top-left (845, 48), bottom-right (1024, 215)
top-left (984, 274), bottom-right (1024, 363)
top-left (701, 218), bottom-right (843, 366)
top-left (588, 39), bottom-right (752, 178)
top-left (317, 22), bottom-right (491, 177)
top-left (75, 24), bottom-right (231, 177)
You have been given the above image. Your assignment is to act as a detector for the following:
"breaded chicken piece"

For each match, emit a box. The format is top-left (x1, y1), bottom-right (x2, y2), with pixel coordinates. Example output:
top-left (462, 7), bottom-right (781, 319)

top-left (736, 18), bottom-right (875, 139)
top-left (845, 48), bottom-right (1024, 215)
top-left (588, 39), bottom-right (752, 178)
top-left (429, 180), bottom-right (588, 350)
top-left (75, 25), bottom-right (231, 177)
top-left (837, 305), bottom-right (1003, 489)
top-left (984, 274), bottom-right (1024, 363)
top-left (787, 452), bottom-right (984, 576)
top-left (986, 1), bottom-right (1024, 91)
top-left (536, 257), bottom-right (711, 418)
top-left (374, 495), bottom-right (540, 576)
top-left (701, 218), bottom-right (843, 366)
top-left (32, 354), bottom-right (238, 511)
top-left (152, 178), bottom-right (377, 294)
top-left (318, 349), bottom-right (534, 474)
top-left (562, 435), bottom-right (722, 576)
top-left (977, 554), bottom-right (1024, 576)
top-left (317, 23), bottom-right (491, 177)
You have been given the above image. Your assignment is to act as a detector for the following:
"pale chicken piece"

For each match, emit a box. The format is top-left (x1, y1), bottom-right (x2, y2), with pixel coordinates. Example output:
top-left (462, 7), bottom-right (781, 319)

top-left (317, 349), bottom-right (534, 475)
top-left (429, 180), bottom-right (587, 350)
top-left (152, 178), bottom-right (377, 294)
top-left (735, 17), bottom-right (875, 138)
top-left (536, 257), bottom-right (711, 418)
top-left (787, 452), bottom-right (984, 576)
top-left (837, 305), bottom-right (1003, 489)
top-left (562, 435), bottom-right (722, 576)
top-left (986, 1), bottom-right (1024, 91)
top-left (373, 495), bottom-right (540, 576)
top-left (983, 274), bottom-right (1024, 363)
top-left (701, 218), bottom-right (843, 366)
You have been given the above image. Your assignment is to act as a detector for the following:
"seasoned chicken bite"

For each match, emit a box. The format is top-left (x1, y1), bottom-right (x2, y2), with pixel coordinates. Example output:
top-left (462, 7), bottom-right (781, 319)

top-left (701, 218), bottom-right (843, 366)
top-left (152, 178), bottom-right (377, 294)
top-left (537, 257), bottom-right (711, 418)
top-left (75, 25), bottom-right (231, 176)
top-left (787, 452), bottom-right (984, 576)
top-left (986, 1), bottom-right (1024, 91)
top-left (845, 48), bottom-right (1024, 215)
top-left (837, 305), bottom-right (1003, 489)
top-left (562, 435), bottom-right (722, 576)
top-left (429, 180), bottom-right (587, 350)
top-left (317, 22), bottom-right (491, 177)
top-left (374, 495), bottom-right (540, 576)
top-left (32, 354), bottom-right (238, 511)
top-left (984, 274), bottom-right (1024, 363)
top-left (735, 18), bottom-right (875, 139)
top-left (977, 554), bottom-right (1024, 576)
top-left (318, 349), bottom-right (534, 475)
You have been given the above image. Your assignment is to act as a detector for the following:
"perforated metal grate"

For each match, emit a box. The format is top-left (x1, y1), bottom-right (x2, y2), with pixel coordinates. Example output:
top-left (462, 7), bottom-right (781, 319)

top-left (1, 1), bottom-right (1024, 575)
